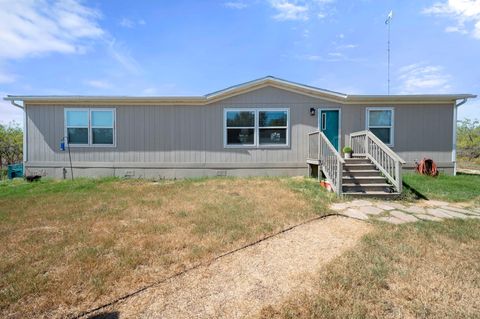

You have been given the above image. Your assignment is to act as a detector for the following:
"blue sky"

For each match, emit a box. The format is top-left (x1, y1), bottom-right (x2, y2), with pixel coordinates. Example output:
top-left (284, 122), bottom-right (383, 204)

top-left (1, 0), bottom-right (479, 124)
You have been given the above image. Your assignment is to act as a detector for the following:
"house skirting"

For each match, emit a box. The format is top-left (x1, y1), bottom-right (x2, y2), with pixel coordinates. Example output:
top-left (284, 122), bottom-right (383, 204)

top-left (24, 162), bottom-right (308, 179)
top-left (24, 161), bottom-right (455, 179)
top-left (402, 162), bottom-right (455, 175)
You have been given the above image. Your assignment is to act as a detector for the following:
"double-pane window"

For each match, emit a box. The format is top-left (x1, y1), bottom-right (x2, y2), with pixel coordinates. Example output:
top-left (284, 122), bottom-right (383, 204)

top-left (225, 109), bottom-right (289, 147)
top-left (366, 108), bottom-right (394, 146)
top-left (65, 109), bottom-right (115, 146)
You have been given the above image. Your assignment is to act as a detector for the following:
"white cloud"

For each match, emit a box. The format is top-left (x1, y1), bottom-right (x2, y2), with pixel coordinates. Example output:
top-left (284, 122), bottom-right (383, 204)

top-left (423, 0), bottom-right (480, 39)
top-left (224, 1), bottom-right (248, 9)
top-left (445, 25), bottom-right (468, 33)
top-left (297, 52), bottom-right (363, 62)
top-left (328, 52), bottom-right (344, 57)
top-left (0, 0), bottom-right (103, 59)
top-left (336, 44), bottom-right (357, 49)
top-left (397, 63), bottom-right (452, 94)
top-left (302, 54), bottom-right (322, 61)
top-left (0, 1), bottom-right (142, 76)
top-left (120, 18), bottom-right (134, 28)
top-left (107, 40), bottom-right (141, 74)
top-left (85, 79), bottom-right (111, 89)
top-left (270, 0), bottom-right (309, 21)
top-left (0, 93), bottom-right (23, 125)
top-left (120, 18), bottom-right (146, 28)
top-left (268, 0), bottom-right (334, 21)
top-left (0, 70), bottom-right (16, 84)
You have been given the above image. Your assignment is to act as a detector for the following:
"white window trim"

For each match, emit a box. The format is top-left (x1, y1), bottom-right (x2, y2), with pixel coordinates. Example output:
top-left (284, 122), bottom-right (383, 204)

top-left (223, 108), bottom-right (290, 148)
top-left (365, 107), bottom-right (394, 147)
top-left (64, 108), bottom-right (116, 148)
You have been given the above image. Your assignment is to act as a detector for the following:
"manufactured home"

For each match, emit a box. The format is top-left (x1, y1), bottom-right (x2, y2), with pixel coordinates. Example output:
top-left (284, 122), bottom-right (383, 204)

top-left (4, 76), bottom-right (476, 196)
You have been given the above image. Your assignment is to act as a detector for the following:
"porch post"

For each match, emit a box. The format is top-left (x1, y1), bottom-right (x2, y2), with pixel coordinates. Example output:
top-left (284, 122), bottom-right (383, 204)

top-left (336, 160), bottom-right (342, 195)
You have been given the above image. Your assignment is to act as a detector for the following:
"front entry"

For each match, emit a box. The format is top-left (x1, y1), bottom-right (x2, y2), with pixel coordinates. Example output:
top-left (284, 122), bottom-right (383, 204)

top-left (319, 110), bottom-right (340, 150)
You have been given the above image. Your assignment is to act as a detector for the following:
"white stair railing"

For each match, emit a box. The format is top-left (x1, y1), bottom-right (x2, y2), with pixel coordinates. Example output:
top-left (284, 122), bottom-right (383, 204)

top-left (350, 130), bottom-right (406, 193)
top-left (308, 131), bottom-right (344, 195)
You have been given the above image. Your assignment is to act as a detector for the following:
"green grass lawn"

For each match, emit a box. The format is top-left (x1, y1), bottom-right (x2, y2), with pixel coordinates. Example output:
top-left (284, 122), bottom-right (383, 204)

top-left (402, 173), bottom-right (480, 203)
top-left (260, 218), bottom-right (480, 318)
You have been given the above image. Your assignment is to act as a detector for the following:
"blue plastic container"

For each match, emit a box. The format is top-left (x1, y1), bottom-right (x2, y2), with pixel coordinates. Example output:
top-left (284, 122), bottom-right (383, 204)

top-left (7, 163), bottom-right (24, 179)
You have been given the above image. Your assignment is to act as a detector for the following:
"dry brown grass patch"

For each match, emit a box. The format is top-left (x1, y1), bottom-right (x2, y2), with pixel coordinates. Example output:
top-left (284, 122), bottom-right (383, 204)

top-left (0, 176), bottom-right (332, 318)
top-left (260, 219), bottom-right (480, 318)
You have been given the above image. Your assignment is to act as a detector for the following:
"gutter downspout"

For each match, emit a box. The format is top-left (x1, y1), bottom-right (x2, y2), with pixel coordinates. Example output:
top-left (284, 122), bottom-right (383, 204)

top-left (452, 98), bottom-right (467, 176)
top-left (7, 99), bottom-right (27, 170)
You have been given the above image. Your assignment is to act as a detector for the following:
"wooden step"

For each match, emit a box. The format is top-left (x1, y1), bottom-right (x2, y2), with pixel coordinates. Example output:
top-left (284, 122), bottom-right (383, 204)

top-left (342, 183), bottom-right (393, 192)
top-left (343, 163), bottom-right (377, 171)
top-left (342, 176), bottom-right (387, 184)
top-left (344, 158), bottom-right (371, 164)
top-left (343, 191), bottom-right (401, 199)
top-left (343, 170), bottom-right (381, 177)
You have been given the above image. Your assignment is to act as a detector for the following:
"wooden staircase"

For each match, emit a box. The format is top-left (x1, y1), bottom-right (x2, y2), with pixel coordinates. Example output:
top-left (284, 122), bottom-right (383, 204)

top-left (308, 130), bottom-right (406, 198)
top-left (342, 157), bottom-right (398, 197)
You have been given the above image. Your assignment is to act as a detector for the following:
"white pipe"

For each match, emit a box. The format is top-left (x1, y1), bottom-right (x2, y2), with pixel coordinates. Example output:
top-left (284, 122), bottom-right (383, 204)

top-left (452, 98), bottom-right (467, 176)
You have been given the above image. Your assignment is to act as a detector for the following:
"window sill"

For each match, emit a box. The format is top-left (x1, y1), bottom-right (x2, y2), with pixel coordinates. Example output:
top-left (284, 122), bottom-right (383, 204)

top-left (67, 144), bottom-right (117, 148)
top-left (224, 145), bottom-right (290, 149)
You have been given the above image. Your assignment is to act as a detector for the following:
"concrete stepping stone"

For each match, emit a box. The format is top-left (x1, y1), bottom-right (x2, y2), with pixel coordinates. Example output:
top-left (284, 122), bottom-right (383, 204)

top-left (423, 200), bottom-right (450, 207)
top-left (437, 209), bottom-right (469, 219)
top-left (403, 206), bottom-right (426, 214)
top-left (341, 208), bottom-right (369, 220)
top-left (468, 211), bottom-right (480, 216)
top-left (330, 203), bottom-right (351, 211)
top-left (375, 203), bottom-right (395, 211)
top-left (414, 214), bottom-right (443, 222)
top-left (426, 208), bottom-right (455, 219)
top-left (359, 205), bottom-right (384, 216)
top-left (449, 202), bottom-right (470, 208)
top-left (390, 210), bottom-right (419, 223)
top-left (349, 200), bottom-right (373, 207)
top-left (441, 206), bottom-right (477, 215)
top-left (378, 216), bottom-right (407, 224)
top-left (387, 202), bottom-right (407, 210)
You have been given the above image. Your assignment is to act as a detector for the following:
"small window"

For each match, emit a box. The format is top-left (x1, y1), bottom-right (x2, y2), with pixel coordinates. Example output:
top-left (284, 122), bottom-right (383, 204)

top-left (366, 108), bottom-right (394, 146)
top-left (224, 108), bottom-right (289, 148)
top-left (91, 110), bottom-right (114, 145)
top-left (226, 111), bottom-right (255, 145)
top-left (64, 108), bottom-right (116, 147)
top-left (66, 110), bottom-right (89, 145)
top-left (259, 111), bottom-right (288, 145)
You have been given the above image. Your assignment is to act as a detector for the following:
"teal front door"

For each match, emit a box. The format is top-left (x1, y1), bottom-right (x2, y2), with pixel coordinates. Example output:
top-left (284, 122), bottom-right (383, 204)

top-left (319, 110), bottom-right (339, 150)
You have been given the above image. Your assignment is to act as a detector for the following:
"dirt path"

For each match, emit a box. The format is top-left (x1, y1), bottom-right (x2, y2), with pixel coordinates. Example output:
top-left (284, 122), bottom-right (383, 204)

top-left (94, 216), bottom-right (370, 318)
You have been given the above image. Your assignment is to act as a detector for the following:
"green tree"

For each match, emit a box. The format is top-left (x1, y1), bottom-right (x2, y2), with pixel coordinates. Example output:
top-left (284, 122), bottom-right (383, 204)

top-left (457, 119), bottom-right (480, 160)
top-left (0, 122), bottom-right (23, 170)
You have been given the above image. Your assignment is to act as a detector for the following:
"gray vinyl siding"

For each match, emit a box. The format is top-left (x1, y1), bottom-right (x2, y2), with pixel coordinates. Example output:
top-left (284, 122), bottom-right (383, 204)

top-left (24, 86), bottom-right (455, 177)
top-left (339, 103), bottom-right (454, 163)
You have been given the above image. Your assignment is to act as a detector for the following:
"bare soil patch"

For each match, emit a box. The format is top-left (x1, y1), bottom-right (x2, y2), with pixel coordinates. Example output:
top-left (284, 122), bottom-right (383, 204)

top-left (99, 216), bottom-right (370, 318)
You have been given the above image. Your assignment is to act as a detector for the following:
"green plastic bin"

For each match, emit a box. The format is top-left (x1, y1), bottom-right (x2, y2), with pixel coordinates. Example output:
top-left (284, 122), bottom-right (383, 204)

top-left (7, 163), bottom-right (23, 179)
